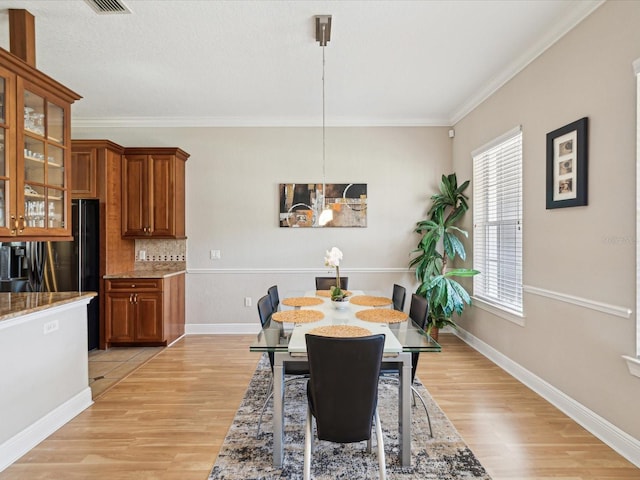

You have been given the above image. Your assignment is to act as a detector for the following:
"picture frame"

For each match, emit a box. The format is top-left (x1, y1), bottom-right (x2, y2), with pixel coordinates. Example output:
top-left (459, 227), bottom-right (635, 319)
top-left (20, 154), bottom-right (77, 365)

top-left (278, 183), bottom-right (367, 228)
top-left (546, 117), bottom-right (588, 209)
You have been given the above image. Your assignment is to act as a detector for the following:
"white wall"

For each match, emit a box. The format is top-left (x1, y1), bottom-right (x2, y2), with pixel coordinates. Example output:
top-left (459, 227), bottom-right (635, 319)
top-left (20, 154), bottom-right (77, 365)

top-left (0, 299), bottom-right (93, 471)
top-left (71, 126), bottom-right (451, 327)
top-left (452, 0), bottom-right (640, 442)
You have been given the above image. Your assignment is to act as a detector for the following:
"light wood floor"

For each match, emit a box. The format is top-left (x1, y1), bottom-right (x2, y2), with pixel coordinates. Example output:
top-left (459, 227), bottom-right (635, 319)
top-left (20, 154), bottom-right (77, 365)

top-left (1, 334), bottom-right (638, 479)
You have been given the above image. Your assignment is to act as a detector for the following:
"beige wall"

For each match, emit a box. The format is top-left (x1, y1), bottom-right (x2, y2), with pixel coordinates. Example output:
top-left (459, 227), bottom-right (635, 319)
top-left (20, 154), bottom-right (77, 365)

top-left (71, 126), bottom-right (451, 326)
top-left (71, 0), bottom-right (640, 455)
top-left (452, 1), bottom-right (640, 441)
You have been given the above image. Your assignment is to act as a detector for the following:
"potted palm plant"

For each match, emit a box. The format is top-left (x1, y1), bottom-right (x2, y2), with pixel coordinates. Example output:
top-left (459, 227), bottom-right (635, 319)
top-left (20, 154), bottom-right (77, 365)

top-left (409, 173), bottom-right (479, 341)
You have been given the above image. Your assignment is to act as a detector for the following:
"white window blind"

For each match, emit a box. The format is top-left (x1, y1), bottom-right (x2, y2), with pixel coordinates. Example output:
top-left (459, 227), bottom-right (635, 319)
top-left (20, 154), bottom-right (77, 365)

top-left (472, 127), bottom-right (523, 314)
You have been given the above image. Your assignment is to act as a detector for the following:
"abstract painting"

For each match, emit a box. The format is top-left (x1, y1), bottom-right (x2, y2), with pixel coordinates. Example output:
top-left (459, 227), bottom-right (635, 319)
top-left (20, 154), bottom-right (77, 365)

top-left (279, 183), bottom-right (367, 227)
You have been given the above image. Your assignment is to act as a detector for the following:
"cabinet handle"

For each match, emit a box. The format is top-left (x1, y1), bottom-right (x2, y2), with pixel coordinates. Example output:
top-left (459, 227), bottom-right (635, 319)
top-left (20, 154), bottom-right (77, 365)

top-left (18, 216), bottom-right (25, 234)
top-left (10, 215), bottom-right (17, 235)
top-left (131, 284), bottom-right (136, 288)
top-left (134, 293), bottom-right (138, 304)
top-left (129, 293), bottom-right (134, 303)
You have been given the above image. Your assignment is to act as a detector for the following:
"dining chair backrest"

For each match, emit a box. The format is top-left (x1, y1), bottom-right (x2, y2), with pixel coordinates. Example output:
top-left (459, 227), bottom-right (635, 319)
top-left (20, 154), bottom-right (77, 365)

top-left (408, 294), bottom-right (429, 330)
top-left (257, 294), bottom-right (276, 373)
top-left (408, 293), bottom-right (429, 383)
top-left (305, 333), bottom-right (385, 443)
top-left (315, 276), bottom-right (349, 290)
top-left (257, 294), bottom-right (274, 328)
top-left (267, 285), bottom-right (280, 311)
top-left (392, 284), bottom-right (406, 311)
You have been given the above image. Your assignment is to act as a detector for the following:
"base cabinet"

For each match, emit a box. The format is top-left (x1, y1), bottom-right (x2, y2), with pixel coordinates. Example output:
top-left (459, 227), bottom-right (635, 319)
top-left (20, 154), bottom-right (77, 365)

top-left (105, 274), bottom-right (184, 346)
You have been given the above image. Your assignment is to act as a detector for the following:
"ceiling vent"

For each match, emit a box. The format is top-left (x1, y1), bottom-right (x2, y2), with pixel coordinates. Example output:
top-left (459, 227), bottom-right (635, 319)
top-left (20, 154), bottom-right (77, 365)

top-left (84, 0), bottom-right (132, 14)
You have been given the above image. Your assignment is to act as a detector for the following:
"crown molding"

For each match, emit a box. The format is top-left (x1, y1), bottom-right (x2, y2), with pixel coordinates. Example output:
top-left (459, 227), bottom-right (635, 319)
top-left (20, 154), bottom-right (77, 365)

top-left (71, 115), bottom-right (451, 129)
top-left (450, 0), bottom-right (605, 125)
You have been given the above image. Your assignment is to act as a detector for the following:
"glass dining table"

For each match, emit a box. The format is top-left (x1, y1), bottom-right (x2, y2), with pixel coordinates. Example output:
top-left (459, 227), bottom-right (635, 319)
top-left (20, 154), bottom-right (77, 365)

top-left (249, 291), bottom-right (441, 468)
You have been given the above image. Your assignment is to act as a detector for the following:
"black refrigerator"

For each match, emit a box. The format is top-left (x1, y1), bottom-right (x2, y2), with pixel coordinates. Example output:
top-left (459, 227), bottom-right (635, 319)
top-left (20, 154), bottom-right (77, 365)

top-left (38, 199), bottom-right (100, 350)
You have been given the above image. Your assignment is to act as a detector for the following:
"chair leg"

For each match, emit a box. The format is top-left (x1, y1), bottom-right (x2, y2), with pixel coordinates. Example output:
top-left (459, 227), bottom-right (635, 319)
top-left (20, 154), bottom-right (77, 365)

top-left (411, 385), bottom-right (433, 438)
top-left (374, 409), bottom-right (386, 480)
top-left (256, 376), bottom-right (306, 438)
top-left (256, 390), bottom-right (274, 439)
top-left (304, 406), bottom-right (313, 480)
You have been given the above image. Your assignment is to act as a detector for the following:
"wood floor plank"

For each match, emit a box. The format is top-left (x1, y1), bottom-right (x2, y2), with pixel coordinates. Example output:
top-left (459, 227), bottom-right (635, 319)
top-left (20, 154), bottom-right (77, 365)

top-left (418, 334), bottom-right (639, 480)
top-left (1, 334), bottom-right (638, 479)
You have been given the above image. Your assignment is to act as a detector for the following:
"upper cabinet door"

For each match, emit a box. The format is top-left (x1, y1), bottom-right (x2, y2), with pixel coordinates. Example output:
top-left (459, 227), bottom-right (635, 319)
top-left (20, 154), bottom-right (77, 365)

top-left (0, 66), bottom-right (16, 237)
top-left (121, 153), bottom-right (149, 237)
top-left (148, 154), bottom-right (175, 237)
top-left (17, 79), bottom-right (71, 236)
top-left (122, 148), bottom-right (188, 239)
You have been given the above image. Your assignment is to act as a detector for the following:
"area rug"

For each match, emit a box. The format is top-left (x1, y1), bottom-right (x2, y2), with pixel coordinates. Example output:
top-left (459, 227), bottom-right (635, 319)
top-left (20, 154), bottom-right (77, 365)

top-left (209, 355), bottom-right (491, 480)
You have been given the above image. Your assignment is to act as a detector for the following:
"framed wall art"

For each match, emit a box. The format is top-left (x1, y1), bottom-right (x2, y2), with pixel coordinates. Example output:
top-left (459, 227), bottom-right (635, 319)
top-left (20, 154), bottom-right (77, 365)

top-left (279, 183), bottom-right (367, 228)
top-left (546, 117), bottom-right (588, 209)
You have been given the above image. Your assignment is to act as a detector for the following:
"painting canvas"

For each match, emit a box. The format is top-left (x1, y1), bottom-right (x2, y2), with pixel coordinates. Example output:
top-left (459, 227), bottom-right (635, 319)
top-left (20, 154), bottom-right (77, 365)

top-left (279, 183), bottom-right (367, 227)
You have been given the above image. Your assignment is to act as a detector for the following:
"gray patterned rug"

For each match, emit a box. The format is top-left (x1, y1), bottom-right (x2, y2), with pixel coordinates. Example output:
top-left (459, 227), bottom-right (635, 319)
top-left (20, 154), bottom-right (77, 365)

top-left (209, 355), bottom-right (491, 480)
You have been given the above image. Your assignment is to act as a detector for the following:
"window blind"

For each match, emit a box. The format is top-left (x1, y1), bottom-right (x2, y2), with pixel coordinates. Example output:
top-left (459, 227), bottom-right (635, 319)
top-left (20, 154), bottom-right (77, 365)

top-left (473, 127), bottom-right (523, 314)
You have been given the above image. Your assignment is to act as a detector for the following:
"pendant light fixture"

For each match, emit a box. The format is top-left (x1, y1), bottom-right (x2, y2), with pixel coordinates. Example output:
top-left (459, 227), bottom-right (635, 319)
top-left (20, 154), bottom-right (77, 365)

top-left (316, 15), bottom-right (334, 227)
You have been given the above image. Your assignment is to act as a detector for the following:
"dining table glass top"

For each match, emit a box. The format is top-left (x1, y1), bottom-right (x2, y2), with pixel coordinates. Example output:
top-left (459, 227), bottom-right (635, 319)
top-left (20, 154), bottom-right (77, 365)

top-left (250, 290), bottom-right (441, 354)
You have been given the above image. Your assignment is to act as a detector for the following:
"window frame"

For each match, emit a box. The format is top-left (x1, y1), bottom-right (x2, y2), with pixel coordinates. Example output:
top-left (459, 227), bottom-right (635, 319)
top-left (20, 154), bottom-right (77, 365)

top-left (471, 126), bottom-right (524, 322)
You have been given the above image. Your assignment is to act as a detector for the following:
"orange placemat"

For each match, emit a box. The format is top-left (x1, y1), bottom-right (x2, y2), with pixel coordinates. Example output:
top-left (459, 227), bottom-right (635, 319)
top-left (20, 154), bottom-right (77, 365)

top-left (349, 295), bottom-right (393, 307)
top-left (281, 297), bottom-right (324, 307)
top-left (272, 310), bottom-right (324, 324)
top-left (316, 289), bottom-right (352, 298)
top-left (355, 309), bottom-right (408, 323)
top-left (307, 325), bottom-right (372, 338)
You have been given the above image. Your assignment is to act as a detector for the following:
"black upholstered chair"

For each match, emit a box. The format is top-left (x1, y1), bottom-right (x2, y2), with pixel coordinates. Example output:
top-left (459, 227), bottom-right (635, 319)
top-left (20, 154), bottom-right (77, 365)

top-left (392, 284), bottom-right (406, 311)
top-left (256, 294), bottom-right (309, 438)
top-left (406, 293), bottom-right (433, 436)
top-left (379, 293), bottom-right (433, 437)
top-left (303, 333), bottom-right (386, 480)
top-left (315, 276), bottom-right (349, 290)
top-left (267, 284), bottom-right (280, 311)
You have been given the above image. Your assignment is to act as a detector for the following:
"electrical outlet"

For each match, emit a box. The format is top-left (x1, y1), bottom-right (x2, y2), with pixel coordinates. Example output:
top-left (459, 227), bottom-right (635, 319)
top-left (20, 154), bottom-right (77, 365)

top-left (244, 297), bottom-right (252, 307)
top-left (43, 320), bottom-right (59, 335)
top-left (139, 250), bottom-right (146, 261)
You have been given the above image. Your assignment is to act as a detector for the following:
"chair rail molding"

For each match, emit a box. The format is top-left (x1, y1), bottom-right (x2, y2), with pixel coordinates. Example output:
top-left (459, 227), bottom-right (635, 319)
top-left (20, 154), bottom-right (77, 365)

top-left (524, 285), bottom-right (632, 319)
top-left (622, 355), bottom-right (640, 379)
top-left (187, 267), bottom-right (410, 275)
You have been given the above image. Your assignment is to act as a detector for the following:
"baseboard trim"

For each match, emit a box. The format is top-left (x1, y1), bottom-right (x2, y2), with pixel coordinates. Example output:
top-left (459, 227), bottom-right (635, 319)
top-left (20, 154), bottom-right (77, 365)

top-left (186, 323), bottom-right (261, 335)
top-left (454, 327), bottom-right (640, 468)
top-left (0, 388), bottom-right (93, 472)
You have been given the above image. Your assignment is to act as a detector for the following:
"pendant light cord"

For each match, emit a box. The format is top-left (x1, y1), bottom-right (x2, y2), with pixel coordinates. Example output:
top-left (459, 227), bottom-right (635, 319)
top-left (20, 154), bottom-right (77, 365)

top-left (321, 24), bottom-right (327, 207)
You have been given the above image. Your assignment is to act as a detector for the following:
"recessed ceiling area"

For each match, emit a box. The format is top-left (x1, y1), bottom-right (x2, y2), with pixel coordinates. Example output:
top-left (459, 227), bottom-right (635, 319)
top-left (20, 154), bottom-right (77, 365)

top-left (0, 0), bottom-right (603, 127)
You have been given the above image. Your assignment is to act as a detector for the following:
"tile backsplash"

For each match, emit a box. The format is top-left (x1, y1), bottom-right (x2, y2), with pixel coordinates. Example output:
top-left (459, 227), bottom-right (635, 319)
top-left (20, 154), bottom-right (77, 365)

top-left (135, 239), bottom-right (186, 264)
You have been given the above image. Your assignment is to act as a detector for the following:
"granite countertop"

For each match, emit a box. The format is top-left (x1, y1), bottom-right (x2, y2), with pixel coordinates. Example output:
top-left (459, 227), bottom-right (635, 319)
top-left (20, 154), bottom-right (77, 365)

top-left (103, 268), bottom-right (186, 279)
top-left (0, 292), bottom-right (97, 323)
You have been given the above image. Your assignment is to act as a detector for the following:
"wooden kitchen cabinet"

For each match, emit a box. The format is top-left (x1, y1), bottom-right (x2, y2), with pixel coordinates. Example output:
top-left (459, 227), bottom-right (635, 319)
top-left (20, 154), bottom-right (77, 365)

top-left (0, 48), bottom-right (81, 240)
top-left (122, 147), bottom-right (189, 239)
top-left (70, 143), bottom-right (98, 198)
top-left (105, 273), bottom-right (185, 346)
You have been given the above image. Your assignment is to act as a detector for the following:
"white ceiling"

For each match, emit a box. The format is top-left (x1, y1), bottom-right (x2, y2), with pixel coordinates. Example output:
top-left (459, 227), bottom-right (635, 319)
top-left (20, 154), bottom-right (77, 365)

top-left (0, 0), bottom-right (603, 127)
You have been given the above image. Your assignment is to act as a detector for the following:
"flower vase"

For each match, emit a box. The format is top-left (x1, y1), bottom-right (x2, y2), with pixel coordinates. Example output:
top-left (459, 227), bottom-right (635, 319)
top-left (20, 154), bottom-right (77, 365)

top-left (331, 298), bottom-right (350, 310)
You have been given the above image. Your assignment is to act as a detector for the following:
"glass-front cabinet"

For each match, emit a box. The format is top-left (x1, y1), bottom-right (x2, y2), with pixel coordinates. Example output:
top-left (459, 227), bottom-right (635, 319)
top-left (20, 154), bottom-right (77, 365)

top-left (20, 83), bottom-right (69, 233)
top-left (0, 48), bottom-right (80, 240)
